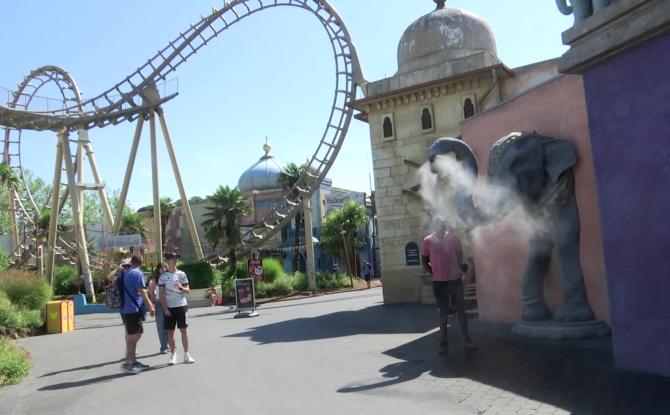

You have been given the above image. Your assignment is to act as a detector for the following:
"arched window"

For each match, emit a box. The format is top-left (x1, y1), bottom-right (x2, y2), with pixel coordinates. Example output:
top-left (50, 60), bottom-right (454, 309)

top-left (383, 116), bottom-right (393, 138)
top-left (421, 108), bottom-right (433, 130)
top-left (463, 98), bottom-right (475, 119)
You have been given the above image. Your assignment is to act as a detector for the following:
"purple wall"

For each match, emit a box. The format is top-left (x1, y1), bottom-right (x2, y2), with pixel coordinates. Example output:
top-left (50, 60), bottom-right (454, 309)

top-left (583, 32), bottom-right (670, 376)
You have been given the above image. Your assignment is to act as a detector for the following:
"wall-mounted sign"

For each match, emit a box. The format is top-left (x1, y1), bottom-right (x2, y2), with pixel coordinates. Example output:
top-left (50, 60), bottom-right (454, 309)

top-left (322, 191), bottom-right (366, 218)
top-left (405, 242), bottom-right (420, 266)
top-left (145, 252), bottom-right (160, 268)
top-left (97, 234), bottom-right (142, 250)
top-left (248, 259), bottom-right (263, 282)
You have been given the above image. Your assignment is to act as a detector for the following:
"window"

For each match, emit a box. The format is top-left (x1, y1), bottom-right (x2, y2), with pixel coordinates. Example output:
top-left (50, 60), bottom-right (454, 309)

top-left (463, 98), bottom-right (475, 119)
top-left (383, 116), bottom-right (393, 139)
top-left (421, 108), bottom-right (433, 131)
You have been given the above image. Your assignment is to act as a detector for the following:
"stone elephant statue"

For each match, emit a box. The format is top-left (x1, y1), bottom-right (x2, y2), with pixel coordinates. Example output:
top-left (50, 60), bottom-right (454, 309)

top-left (426, 132), bottom-right (595, 322)
top-left (556, 0), bottom-right (611, 23)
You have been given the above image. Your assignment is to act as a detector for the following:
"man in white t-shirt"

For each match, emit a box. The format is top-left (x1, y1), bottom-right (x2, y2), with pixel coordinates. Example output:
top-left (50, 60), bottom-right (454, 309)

top-left (159, 252), bottom-right (195, 365)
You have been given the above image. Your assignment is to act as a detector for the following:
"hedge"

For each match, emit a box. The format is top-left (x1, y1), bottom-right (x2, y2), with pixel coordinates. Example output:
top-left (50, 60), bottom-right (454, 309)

top-left (178, 262), bottom-right (216, 289)
top-left (0, 271), bottom-right (52, 311)
top-left (0, 337), bottom-right (31, 386)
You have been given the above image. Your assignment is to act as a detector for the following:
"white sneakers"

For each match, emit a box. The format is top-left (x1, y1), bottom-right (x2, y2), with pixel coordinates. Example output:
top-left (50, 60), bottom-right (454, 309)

top-left (167, 352), bottom-right (195, 365)
top-left (168, 353), bottom-right (178, 366)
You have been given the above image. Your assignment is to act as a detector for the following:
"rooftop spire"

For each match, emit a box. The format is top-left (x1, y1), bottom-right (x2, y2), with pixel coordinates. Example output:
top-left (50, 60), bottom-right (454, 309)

top-left (263, 137), bottom-right (272, 157)
top-left (434, 0), bottom-right (446, 10)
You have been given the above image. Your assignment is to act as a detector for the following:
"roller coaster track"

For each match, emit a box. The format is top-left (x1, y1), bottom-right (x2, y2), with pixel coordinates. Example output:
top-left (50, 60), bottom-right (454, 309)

top-left (1, 66), bottom-right (90, 267)
top-left (0, 0), bottom-right (366, 252)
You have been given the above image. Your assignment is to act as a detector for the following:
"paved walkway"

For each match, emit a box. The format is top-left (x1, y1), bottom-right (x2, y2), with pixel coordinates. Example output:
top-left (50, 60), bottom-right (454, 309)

top-left (1, 288), bottom-right (669, 414)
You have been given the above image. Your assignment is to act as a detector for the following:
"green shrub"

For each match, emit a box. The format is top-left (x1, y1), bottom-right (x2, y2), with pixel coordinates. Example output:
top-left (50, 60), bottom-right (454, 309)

top-left (254, 281), bottom-right (268, 298)
top-left (0, 271), bottom-right (51, 311)
top-left (0, 337), bottom-right (31, 386)
top-left (236, 260), bottom-right (247, 278)
top-left (261, 258), bottom-right (285, 283)
top-left (316, 272), bottom-right (351, 291)
top-left (52, 266), bottom-right (77, 296)
top-left (271, 275), bottom-right (294, 296)
top-left (220, 278), bottom-right (235, 300)
top-left (178, 262), bottom-right (215, 289)
top-left (292, 272), bottom-right (309, 292)
top-left (0, 291), bottom-right (42, 331)
top-left (0, 251), bottom-right (9, 273)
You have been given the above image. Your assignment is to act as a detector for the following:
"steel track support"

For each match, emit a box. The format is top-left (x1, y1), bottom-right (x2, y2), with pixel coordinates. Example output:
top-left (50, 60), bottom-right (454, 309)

top-left (303, 197), bottom-right (317, 293)
top-left (149, 112), bottom-right (163, 262)
top-left (113, 117), bottom-right (144, 233)
top-left (80, 130), bottom-right (114, 229)
top-left (59, 129), bottom-right (94, 299)
top-left (157, 110), bottom-right (203, 260)
top-left (45, 138), bottom-right (64, 284)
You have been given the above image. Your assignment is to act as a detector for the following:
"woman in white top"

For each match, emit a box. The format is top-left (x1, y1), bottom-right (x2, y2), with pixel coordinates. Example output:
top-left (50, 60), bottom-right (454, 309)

top-left (148, 262), bottom-right (169, 354)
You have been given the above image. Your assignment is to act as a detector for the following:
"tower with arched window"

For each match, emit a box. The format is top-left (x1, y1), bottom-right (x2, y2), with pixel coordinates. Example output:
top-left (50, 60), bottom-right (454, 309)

top-left (352, 2), bottom-right (563, 304)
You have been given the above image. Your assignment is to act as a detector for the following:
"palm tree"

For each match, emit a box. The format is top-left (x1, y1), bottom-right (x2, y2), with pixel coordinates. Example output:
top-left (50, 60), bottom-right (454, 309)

top-left (119, 212), bottom-right (147, 255)
top-left (119, 212), bottom-right (147, 237)
top-left (277, 163), bottom-right (306, 272)
top-left (201, 186), bottom-right (251, 275)
top-left (137, 197), bottom-right (175, 242)
top-left (319, 201), bottom-right (368, 287)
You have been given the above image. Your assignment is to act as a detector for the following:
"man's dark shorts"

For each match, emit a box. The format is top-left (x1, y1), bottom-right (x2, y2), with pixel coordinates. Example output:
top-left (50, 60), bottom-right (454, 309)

top-left (121, 312), bottom-right (144, 335)
top-left (164, 306), bottom-right (188, 330)
top-left (432, 280), bottom-right (465, 314)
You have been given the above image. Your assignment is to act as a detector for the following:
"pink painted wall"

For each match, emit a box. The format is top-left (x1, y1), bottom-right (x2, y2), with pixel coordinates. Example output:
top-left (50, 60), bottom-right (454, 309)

top-left (460, 74), bottom-right (609, 323)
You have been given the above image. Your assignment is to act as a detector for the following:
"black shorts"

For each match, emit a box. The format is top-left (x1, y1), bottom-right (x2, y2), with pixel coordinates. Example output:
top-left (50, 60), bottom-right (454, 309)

top-left (164, 306), bottom-right (188, 330)
top-left (121, 312), bottom-right (144, 335)
top-left (433, 280), bottom-right (465, 314)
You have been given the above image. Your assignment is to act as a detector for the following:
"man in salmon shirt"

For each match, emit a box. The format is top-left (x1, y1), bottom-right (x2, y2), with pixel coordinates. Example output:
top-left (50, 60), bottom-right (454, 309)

top-left (422, 216), bottom-right (476, 354)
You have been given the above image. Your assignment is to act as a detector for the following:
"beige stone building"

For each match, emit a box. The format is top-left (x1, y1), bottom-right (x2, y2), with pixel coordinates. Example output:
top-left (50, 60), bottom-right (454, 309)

top-left (353, 4), bottom-right (560, 303)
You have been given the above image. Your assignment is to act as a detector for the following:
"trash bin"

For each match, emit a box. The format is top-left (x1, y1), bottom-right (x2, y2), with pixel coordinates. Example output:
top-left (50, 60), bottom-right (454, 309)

top-left (46, 300), bottom-right (74, 334)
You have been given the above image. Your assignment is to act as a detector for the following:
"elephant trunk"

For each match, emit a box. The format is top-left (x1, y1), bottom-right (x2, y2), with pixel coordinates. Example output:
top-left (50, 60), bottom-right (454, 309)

top-left (426, 138), bottom-right (490, 227)
top-left (555, 0), bottom-right (573, 16)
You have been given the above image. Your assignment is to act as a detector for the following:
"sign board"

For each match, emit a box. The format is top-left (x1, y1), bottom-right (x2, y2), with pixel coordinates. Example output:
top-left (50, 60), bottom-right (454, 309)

top-left (405, 242), bottom-right (421, 266)
top-left (97, 234), bottom-right (142, 250)
top-left (248, 259), bottom-right (263, 282)
top-left (235, 278), bottom-right (256, 311)
top-left (322, 191), bottom-right (366, 218)
top-left (145, 252), bottom-right (160, 268)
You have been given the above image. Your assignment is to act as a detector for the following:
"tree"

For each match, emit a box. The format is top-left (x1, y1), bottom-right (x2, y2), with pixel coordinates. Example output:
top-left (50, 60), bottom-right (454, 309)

top-left (137, 197), bottom-right (176, 246)
top-left (319, 201), bottom-right (368, 287)
top-left (201, 186), bottom-right (251, 275)
top-left (119, 212), bottom-right (147, 237)
top-left (0, 162), bottom-right (20, 190)
top-left (277, 162), bottom-right (306, 272)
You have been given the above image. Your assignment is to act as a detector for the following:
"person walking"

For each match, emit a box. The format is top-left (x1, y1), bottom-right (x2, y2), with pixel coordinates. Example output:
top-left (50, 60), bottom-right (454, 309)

top-left (148, 262), bottom-right (169, 354)
top-left (363, 261), bottom-right (373, 289)
top-left (159, 252), bottom-right (195, 365)
top-left (421, 217), bottom-right (475, 354)
top-left (120, 255), bottom-right (155, 374)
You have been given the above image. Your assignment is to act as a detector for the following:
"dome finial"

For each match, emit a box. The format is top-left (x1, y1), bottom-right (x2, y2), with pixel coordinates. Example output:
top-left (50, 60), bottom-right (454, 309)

top-left (263, 136), bottom-right (271, 157)
top-left (434, 0), bottom-right (446, 10)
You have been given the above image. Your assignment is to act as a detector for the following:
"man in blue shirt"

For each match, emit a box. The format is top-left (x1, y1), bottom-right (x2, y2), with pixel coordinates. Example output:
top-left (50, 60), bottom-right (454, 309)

top-left (120, 255), bottom-right (155, 374)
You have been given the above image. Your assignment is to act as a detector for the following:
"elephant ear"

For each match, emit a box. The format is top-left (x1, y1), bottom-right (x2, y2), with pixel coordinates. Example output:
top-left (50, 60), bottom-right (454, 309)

top-left (543, 139), bottom-right (576, 183)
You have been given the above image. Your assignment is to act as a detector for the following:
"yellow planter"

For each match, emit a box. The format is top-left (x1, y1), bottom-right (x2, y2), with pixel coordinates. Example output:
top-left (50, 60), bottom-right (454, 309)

top-left (46, 300), bottom-right (74, 334)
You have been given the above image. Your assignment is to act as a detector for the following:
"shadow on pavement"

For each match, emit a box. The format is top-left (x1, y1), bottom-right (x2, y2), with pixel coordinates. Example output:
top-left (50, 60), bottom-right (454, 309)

top-left (38, 364), bottom-right (169, 391)
top-left (39, 353), bottom-right (162, 378)
top-left (338, 317), bottom-right (670, 414)
top-left (226, 303), bottom-right (437, 344)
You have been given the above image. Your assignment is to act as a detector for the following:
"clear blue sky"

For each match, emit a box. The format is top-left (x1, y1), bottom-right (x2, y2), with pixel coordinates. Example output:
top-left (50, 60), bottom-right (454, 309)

top-left (0, 0), bottom-right (572, 209)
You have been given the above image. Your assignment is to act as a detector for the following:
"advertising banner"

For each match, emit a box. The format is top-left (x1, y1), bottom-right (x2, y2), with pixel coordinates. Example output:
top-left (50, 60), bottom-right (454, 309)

top-left (235, 278), bottom-right (256, 311)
